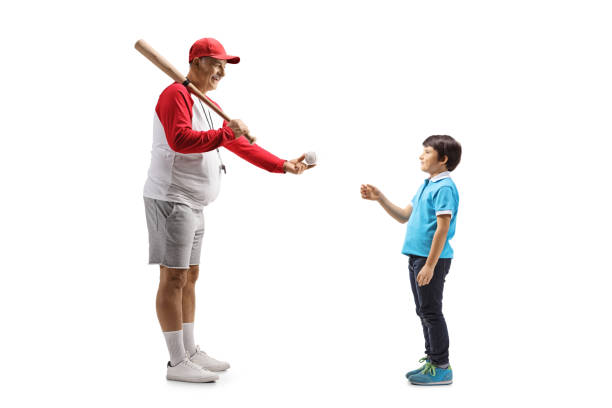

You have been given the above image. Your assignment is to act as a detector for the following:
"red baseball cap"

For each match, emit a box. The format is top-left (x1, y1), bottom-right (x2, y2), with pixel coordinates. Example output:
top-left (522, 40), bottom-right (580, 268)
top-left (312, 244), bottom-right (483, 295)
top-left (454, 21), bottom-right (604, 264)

top-left (189, 38), bottom-right (240, 64)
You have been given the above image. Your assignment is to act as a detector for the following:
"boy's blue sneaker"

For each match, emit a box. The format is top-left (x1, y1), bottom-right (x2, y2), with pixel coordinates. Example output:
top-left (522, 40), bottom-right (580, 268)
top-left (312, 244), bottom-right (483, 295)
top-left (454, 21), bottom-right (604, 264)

top-left (405, 357), bottom-right (430, 379)
top-left (408, 362), bottom-right (453, 386)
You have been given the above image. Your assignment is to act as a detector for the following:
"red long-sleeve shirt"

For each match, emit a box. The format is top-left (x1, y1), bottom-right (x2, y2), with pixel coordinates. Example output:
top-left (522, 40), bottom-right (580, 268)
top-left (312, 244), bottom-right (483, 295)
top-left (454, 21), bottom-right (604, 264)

top-left (155, 83), bottom-right (285, 173)
top-left (143, 83), bottom-right (285, 209)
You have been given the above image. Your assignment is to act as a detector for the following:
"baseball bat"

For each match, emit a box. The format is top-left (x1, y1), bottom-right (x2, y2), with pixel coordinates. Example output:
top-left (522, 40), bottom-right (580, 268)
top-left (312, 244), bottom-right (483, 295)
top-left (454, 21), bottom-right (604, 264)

top-left (134, 39), bottom-right (256, 144)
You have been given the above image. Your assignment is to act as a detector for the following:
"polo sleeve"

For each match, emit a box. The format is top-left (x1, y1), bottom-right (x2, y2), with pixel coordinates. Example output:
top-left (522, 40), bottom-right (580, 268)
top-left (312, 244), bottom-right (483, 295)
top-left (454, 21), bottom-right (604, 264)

top-left (433, 187), bottom-right (456, 218)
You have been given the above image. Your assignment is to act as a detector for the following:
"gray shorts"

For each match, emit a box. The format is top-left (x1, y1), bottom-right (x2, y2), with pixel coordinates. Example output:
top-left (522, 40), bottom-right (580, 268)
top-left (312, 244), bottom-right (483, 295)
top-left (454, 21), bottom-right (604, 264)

top-left (144, 197), bottom-right (204, 269)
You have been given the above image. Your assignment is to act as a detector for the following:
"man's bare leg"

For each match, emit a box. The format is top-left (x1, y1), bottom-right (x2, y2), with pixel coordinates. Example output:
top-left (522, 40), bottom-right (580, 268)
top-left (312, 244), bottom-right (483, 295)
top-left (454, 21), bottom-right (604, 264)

top-left (182, 265), bottom-right (199, 323)
top-left (156, 265), bottom-right (189, 366)
top-left (156, 265), bottom-right (218, 381)
top-left (156, 266), bottom-right (188, 331)
top-left (181, 265), bottom-right (199, 356)
top-left (180, 265), bottom-right (230, 371)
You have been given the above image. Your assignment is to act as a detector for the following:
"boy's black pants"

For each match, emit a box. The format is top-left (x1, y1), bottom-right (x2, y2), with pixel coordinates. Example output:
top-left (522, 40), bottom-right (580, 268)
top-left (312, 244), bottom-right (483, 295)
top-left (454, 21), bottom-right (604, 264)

top-left (408, 255), bottom-right (451, 366)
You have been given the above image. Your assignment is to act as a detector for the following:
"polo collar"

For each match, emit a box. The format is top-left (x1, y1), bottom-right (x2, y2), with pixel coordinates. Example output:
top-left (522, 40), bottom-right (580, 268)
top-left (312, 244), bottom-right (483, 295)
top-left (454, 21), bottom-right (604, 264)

top-left (429, 171), bottom-right (451, 183)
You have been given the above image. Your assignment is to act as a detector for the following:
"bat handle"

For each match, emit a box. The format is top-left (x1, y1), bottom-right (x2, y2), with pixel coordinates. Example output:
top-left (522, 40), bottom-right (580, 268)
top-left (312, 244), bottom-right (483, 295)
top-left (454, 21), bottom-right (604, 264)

top-left (243, 132), bottom-right (256, 144)
top-left (219, 112), bottom-right (256, 144)
top-left (224, 116), bottom-right (257, 144)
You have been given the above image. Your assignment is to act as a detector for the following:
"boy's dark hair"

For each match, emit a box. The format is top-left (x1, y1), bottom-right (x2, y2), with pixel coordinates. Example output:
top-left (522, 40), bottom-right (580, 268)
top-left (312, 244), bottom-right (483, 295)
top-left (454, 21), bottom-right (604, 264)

top-left (423, 135), bottom-right (462, 171)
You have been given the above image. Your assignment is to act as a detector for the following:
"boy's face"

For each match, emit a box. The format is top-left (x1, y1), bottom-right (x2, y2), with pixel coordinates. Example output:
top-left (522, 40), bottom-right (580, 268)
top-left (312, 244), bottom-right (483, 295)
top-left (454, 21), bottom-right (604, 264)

top-left (419, 145), bottom-right (447, 175)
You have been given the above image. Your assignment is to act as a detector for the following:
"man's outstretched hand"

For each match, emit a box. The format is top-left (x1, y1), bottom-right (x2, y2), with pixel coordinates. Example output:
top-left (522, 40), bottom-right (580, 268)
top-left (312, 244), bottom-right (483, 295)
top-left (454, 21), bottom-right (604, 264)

top-left (284, 154), bottom-right (316, 175)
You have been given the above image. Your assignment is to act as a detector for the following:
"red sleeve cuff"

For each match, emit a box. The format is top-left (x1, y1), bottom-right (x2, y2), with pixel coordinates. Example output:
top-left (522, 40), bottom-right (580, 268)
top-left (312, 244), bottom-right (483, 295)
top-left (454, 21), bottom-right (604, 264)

top-left (224, 125), bottom-right (235, 140)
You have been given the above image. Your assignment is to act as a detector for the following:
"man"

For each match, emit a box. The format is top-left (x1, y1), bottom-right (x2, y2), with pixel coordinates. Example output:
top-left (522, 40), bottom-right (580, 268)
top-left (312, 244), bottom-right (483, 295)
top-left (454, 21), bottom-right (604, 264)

top-left (143, 38), bottom-right (314, 383)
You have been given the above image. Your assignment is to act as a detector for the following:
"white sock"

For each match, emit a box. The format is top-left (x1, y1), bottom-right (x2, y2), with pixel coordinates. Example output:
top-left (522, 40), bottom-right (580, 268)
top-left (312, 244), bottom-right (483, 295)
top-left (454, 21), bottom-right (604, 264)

top-left (163, 330), bottom-right (186, 366)
top-left (183, 322), bottom-right (197, 356)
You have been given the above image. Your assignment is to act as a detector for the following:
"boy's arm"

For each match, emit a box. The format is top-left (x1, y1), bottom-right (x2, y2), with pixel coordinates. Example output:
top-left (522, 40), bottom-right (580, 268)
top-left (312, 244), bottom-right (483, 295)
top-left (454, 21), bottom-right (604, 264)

top-left (416, 214), bottom-right (451, 286)
top-left (360, 184), bottom-right (412, 223)
top-left (378, 194), bottom-right (413, 223)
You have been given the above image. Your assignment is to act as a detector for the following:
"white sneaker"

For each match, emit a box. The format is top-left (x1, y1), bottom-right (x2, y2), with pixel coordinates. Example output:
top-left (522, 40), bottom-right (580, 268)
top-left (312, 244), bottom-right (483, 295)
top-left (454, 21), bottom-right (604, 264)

top-left (189, 346), bottom-right (230, 372)
top-left (166, 358), bottom-right (219, 383)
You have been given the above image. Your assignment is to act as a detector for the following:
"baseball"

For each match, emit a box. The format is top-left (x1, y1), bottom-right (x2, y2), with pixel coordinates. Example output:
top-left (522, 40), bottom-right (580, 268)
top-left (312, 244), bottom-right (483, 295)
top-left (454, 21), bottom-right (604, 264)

top-left (305, 151), bottom-right (317, 165)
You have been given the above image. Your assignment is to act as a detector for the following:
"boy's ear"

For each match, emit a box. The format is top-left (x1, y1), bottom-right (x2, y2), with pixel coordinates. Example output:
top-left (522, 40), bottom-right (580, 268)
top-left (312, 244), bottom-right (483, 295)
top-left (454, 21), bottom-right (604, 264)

top-left (440, 155), bottom-right (449, 165)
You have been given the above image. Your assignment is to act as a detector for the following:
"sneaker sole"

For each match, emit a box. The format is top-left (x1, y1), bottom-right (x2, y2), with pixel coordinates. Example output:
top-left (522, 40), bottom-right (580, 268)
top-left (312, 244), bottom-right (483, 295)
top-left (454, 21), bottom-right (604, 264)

top-left (166, 375), bottom-right (218, 383)
top-left (409, 380), bottom-right (453, 386)
top-left (204, 365), bottom-right (230, 372)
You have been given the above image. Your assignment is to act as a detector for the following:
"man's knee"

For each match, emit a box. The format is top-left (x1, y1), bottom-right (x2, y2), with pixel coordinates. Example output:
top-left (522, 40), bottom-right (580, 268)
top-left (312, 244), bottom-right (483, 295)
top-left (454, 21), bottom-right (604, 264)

top-left (160, 266), bottom-right (188, 291)
top-left (187, 265), bottom-right (199, 285)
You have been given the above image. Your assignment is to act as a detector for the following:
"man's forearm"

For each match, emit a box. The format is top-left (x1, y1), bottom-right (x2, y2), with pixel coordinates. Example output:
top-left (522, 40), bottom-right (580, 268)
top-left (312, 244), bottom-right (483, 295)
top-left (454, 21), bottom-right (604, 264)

top-left (377, 194), bottom-right (410, 223)
top-left (223, 136), bottom-right (285, 173)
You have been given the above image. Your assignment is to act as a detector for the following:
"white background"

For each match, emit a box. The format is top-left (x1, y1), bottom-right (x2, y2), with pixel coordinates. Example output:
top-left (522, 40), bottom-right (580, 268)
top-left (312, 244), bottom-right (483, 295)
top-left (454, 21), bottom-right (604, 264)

top-left (1, 0), bottom-right (611, 406)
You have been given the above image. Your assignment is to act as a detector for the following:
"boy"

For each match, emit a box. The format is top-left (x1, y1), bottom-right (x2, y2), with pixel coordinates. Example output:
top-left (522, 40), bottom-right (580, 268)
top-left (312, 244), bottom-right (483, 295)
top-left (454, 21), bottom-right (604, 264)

top-left (360, 135), bottom-right (461, 386)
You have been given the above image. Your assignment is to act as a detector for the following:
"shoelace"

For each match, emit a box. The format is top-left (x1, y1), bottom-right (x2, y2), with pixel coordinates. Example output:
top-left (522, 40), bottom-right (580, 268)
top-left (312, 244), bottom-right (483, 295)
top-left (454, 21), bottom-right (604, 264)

top-left (418, 357), bottom-right (428, 364)
top-left (181, 351), bottom-right (205, 371)
top-left (181, 359), bottom-right (203, 370)
top-left (420, 362), bottom-right (436, 376)
top-left (194, 347), bottom-right (211, 359)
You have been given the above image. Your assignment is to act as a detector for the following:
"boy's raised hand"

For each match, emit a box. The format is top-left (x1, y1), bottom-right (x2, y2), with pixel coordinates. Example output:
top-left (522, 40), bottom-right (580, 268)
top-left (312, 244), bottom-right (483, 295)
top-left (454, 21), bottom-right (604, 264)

top-left (360, 184), bottom-right (381, 201)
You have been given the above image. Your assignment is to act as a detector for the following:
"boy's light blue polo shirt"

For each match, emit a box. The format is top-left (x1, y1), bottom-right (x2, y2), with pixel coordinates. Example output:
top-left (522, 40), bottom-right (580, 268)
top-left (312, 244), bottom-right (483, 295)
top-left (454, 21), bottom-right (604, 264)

top-left (402, 171), bottom-right (459, 259)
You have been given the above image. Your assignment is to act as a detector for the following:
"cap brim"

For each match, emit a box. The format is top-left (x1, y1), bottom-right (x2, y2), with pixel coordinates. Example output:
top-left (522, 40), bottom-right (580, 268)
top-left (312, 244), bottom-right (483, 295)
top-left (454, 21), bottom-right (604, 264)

top-left (212, 54), bottom-right (240, 64)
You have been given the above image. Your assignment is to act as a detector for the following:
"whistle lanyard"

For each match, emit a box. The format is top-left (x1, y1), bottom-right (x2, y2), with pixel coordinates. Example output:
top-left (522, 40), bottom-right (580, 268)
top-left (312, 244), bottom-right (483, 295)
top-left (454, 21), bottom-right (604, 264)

top-left (198, 99), bottom-right (227, 174)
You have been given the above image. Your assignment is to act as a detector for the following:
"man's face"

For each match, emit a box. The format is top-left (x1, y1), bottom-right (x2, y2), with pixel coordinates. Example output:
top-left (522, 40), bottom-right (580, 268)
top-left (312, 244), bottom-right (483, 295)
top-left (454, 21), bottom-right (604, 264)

top-left (419, 145), bottom-right (447, 175)
top-left (196, 57), bottom-right (226, 91)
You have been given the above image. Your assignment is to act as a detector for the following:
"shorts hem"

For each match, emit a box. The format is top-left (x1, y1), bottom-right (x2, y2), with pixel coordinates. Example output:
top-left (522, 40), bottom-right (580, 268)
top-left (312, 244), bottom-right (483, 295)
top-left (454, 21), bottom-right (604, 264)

top-left (149, 262), bottom-right (191, 269)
